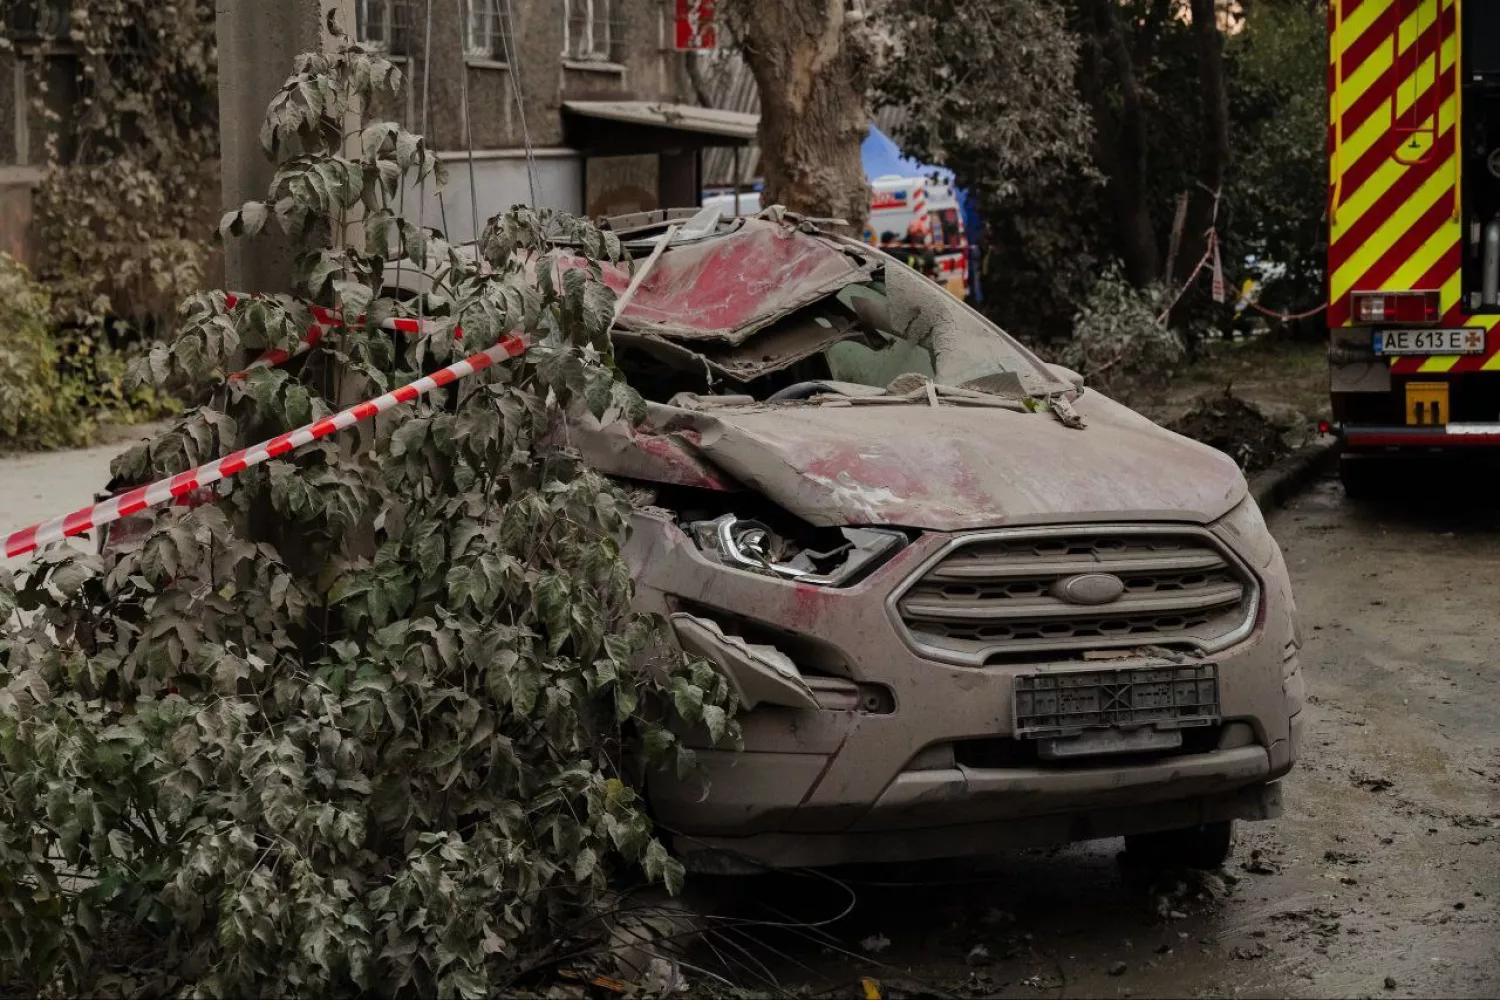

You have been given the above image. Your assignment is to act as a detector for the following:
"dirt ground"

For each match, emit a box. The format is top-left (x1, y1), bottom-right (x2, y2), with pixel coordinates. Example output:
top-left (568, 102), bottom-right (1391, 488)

top-left (1136, 338), bottom-right (1329, 433)
top-left (666, 472), bottom-right (1500, 1000)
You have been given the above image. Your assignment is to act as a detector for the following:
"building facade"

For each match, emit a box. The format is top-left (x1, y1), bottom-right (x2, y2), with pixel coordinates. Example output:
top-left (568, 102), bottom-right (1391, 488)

top-left (355, 0), bottom-right (753, 241)
top-left (0, 1), bottom-right (754, 262)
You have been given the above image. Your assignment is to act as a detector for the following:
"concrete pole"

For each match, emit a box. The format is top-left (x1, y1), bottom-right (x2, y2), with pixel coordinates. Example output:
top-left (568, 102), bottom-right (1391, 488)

top-left (217, 0), bottom-right (357, 293)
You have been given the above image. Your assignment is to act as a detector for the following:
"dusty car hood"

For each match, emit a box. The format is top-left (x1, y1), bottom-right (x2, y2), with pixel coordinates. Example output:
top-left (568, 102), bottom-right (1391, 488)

top-left (580, 391), bottom-right (1246, 530)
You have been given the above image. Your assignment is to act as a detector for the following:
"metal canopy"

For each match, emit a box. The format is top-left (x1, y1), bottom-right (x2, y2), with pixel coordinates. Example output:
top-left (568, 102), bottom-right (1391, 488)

top-left (562, 100), bottom-right (759, 152)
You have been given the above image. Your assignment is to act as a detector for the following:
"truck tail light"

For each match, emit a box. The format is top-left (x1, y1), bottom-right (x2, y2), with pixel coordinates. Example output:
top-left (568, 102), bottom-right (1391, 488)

top-left (1351, 290), bottom-right (1441, 324)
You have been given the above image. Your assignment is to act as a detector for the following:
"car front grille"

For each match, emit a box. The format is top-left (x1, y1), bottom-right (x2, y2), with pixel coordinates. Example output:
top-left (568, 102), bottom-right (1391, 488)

top-left (892, 527), bottom-right (1258, 665)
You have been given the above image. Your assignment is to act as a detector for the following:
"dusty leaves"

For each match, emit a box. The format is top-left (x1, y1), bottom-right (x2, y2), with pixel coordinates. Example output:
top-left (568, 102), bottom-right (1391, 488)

top-left (30, 1), bottom-right (218, 340)
top-left (0, 34), bottom-right (735, 1000)
top-left (1058, 268), bottom-right (1184, 395)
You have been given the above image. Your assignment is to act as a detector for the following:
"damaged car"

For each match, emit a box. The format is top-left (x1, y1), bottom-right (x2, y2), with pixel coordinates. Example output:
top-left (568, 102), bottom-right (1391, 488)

top-left (101, 208), bottom-right (1306, 874)
top-left (567, 209), bottom-right (1306, 872)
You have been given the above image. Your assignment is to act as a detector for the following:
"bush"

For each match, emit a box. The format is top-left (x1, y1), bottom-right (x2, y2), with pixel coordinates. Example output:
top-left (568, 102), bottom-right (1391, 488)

top-left (55, 330), bottom-right (182, 430)
top-left (0, 254), bottom-right (91, 450)
top-left (1058, 267), bottom-right (1185, 396)
top-left (34, 159), bottom-right (218, 337)
top-left (0, 39), bottom-right (734, 998)
top-left (26, 0), bottom-right (219, 340)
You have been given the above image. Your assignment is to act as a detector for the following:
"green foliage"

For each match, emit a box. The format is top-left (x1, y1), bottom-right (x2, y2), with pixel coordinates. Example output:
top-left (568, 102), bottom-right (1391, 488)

top-left (1057, 267), bottom-right (1184, 395)
top-left (1222, 0), bottom-right (1328, 318)
top-left (873, 0), bottom-right (1327, 341)
top-left (873, 0), bottom-right (1093, 202)
top-left (21, 0), bottom-right (219, 337)
top-left (53, 331), bottom-right (181, 429)
top-left (0, 38), bottom-right (736, 997)
top-left (872, 0), bottom-right (1097, 340)
top-left (0, 254), bottom-right (90, 450)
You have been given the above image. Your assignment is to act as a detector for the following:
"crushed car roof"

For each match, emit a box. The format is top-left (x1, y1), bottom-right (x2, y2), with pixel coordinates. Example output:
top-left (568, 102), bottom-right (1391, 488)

top-left (595, 217), bottom-right (878, 344)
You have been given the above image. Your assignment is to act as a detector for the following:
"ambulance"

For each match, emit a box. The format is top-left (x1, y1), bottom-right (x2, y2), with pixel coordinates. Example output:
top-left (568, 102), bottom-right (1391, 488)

top-left (865, 174), bottom-right (972, 300)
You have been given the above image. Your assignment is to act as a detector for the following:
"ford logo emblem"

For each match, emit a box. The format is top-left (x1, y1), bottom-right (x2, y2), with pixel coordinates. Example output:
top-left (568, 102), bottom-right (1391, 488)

top-left (1054, 573), bottom-right (1126, 605)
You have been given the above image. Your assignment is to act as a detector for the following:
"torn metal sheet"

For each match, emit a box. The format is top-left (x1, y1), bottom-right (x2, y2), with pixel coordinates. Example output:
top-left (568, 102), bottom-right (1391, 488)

top-left (614, 300), bottom-right (869, 385)
top-left (589, 219), bottom-right (878, 344)
top-left (671, 613), bottom-right (821, 711)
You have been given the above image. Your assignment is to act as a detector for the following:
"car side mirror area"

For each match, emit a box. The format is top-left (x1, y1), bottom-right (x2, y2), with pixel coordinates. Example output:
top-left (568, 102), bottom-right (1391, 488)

top-left (1046, 363), bottom-right (1086, 395)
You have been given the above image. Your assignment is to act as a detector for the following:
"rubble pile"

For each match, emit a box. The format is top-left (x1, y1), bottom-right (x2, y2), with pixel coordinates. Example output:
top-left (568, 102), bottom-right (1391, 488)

top-left (1169, 389), bottom-right (1289, 475)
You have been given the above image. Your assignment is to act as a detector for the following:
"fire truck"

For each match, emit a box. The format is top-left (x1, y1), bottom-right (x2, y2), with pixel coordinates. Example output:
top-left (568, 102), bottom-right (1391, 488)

top-left (1328, 0), bottom-right (1500, 495)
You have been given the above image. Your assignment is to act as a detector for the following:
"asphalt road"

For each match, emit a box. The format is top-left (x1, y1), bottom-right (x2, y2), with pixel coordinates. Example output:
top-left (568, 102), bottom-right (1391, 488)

top-left (0, 426), bottom-right (161, 563)
top-left (2, 441), bottom-right (1497, 998)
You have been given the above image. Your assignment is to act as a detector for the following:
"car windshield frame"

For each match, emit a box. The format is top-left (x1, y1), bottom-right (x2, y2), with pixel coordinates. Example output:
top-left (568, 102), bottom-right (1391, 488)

top-left (846, 239), bottom-right (1069, 396)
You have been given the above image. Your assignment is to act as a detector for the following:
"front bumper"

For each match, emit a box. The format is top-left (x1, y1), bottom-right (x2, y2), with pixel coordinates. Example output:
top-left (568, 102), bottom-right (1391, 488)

top-left (1340, 422), bottom-right (1500, 449)
top-left (627, 511), bottom-right (1304, 869)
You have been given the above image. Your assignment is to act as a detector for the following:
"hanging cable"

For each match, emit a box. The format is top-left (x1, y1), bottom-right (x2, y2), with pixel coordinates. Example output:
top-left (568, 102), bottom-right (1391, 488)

top-left (418, 0), bottom-right (435, 330)
top-left (456, 0), bottom-right (482, 243)
top-left (499, 0), bottom-right (540, 207)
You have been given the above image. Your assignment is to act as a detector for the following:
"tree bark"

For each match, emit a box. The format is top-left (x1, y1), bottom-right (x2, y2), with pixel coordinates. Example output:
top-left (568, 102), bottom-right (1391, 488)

top-left (1171, 0), bottom-right (1232, 304)
top-left (1083, 0), bottom-right (1159, 288)
top-left (725, 0), bottom-right (872, 233)
top-left (685, 51), bottom-right (715, 109)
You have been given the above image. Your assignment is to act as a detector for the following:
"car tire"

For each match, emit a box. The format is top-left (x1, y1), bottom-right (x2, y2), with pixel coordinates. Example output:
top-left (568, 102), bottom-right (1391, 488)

top-left (1338, 456), bottom-right (1380, 501)
top-left (1124, 820), bottom-right (1235, 871)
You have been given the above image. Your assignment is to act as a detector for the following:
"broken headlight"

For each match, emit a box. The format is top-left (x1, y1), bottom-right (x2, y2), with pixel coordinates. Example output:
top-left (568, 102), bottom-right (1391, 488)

top-left (688, 514), bottom-right (905, 586)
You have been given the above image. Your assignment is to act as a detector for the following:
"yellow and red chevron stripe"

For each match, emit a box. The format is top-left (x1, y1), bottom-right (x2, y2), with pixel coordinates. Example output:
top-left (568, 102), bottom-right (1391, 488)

top-left (1328, 0), bottom-right (1500, 375)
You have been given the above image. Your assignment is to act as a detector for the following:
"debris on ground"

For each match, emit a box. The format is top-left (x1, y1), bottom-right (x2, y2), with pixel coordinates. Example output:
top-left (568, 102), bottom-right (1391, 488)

top-left (1240, 849), bottom-right (1281, 876)
top-left (1167, 387), bottom-right (1290, 474)
top-left (1352, 771), bottom-right (1396, 793)
top-left (1146, 866), bottom-right (1233, 921)
top-left (861, 933), bottom-right (893, 954)
top-left (1323, 849), bottom-right (1365, 865)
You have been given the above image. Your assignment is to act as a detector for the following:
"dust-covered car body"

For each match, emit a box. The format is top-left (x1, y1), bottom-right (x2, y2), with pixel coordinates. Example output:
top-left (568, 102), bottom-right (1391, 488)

top-left (577, 212), bottom-right (1306, 871)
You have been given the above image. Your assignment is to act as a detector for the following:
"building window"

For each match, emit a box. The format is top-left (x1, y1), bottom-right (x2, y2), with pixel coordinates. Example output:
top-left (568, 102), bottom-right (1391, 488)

top-left (463, 0), bottom-right (511, 60)
top-left (5, 0), bottom-right (70, 40)
top-left (564, 0), bottom-right (621, 63)
top-left (356, 0), bottom-right (415, 54)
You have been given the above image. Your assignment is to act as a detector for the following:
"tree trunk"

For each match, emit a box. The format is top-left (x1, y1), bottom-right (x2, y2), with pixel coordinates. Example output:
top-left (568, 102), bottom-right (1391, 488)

top-left (1171, 0), bottom-right (1232, 308)
top-left (1083, 0), bottom-right (1159, 288)
top-left (726, 0), bottom-right (872, 233)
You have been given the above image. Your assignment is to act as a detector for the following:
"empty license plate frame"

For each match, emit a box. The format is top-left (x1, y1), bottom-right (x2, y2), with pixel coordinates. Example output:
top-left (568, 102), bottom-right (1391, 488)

top-left (1013, 664), bottom-right (1220, 747)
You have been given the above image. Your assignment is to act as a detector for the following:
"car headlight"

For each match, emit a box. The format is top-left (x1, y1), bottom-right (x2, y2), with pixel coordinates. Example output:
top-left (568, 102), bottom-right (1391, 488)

top-left (688, 514), bottom-right (905, 586)
top-left (1216, 496), bottom-right (1277, 568)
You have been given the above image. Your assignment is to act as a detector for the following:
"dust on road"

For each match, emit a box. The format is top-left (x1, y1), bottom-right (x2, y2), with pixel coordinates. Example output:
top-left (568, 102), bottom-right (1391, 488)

top-left (675, 474), bottom-right (1500, 999)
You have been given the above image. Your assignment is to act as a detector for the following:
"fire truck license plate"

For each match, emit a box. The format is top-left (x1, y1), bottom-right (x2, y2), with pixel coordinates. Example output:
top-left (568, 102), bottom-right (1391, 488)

top-left (1373, 328), bottom-right (1485, 355)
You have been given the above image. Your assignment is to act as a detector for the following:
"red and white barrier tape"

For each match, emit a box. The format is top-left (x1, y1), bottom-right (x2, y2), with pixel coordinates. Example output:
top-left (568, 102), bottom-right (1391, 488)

top-left (6, 226), bottom-right (673, 561)
top-left (223, 294), bottom-right (439, 380)
top-left (1156, 241), bottom-right (1216, 326)
top-left (1245, 299), bottom-right (1329, 322)
top-left (3, 333), bottom-right (525, 559)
